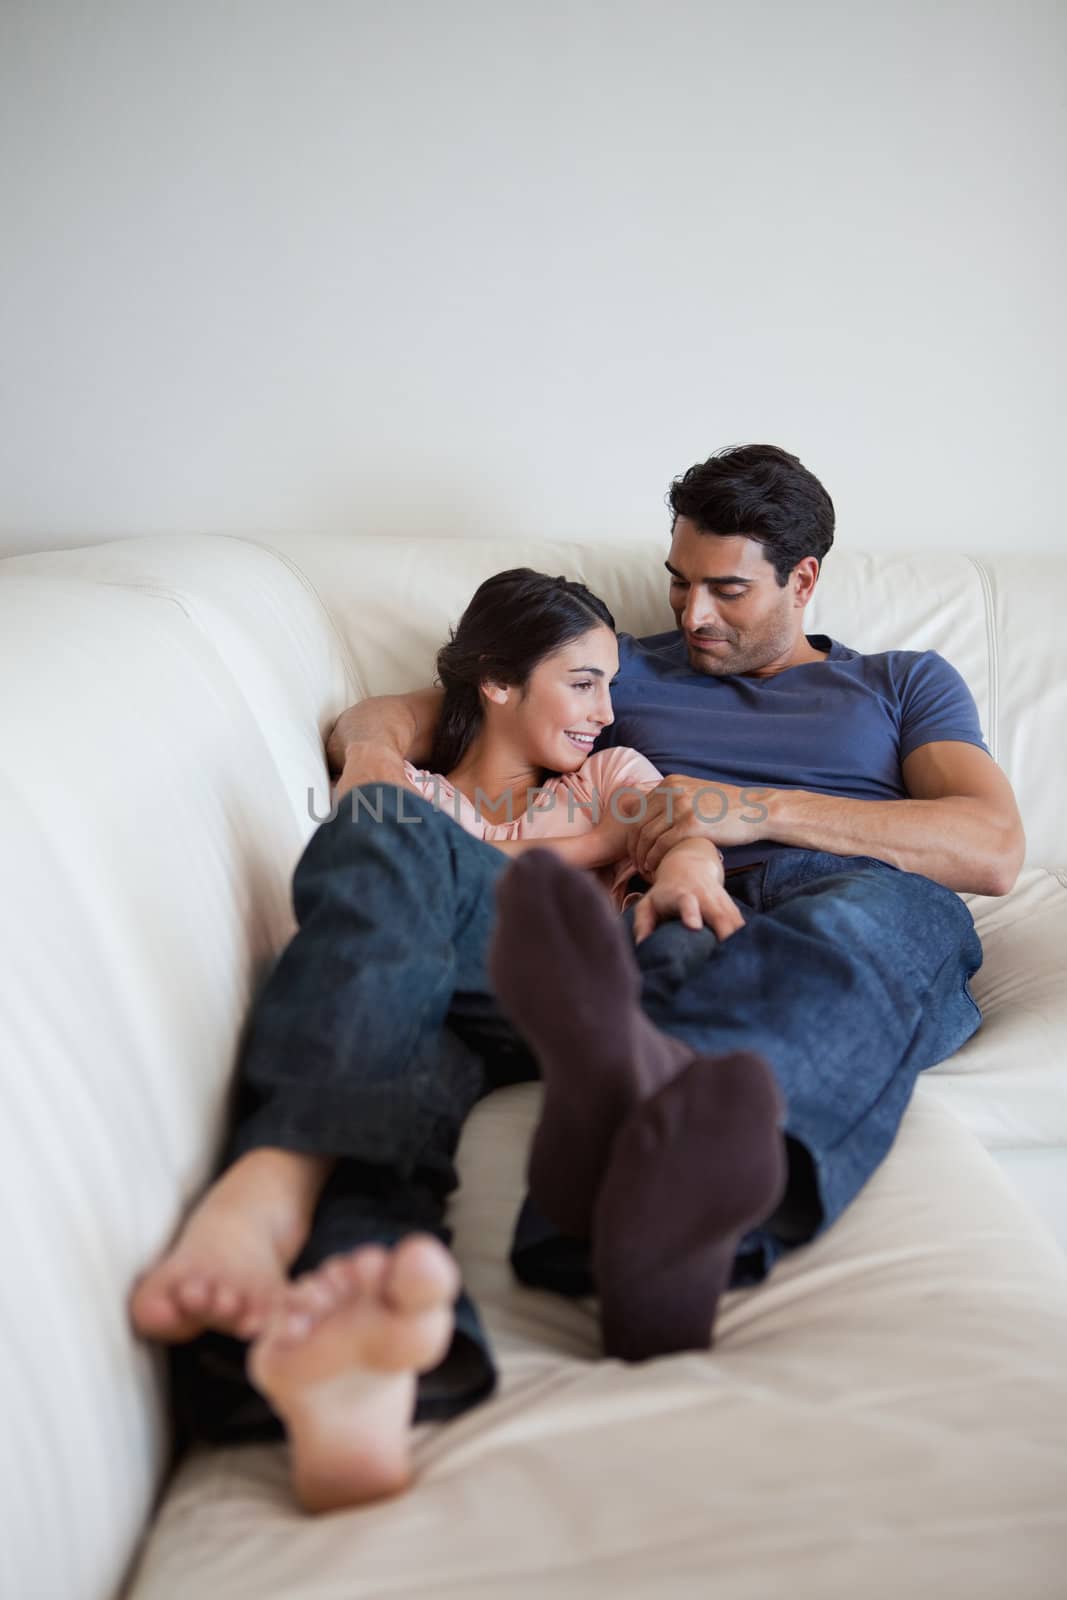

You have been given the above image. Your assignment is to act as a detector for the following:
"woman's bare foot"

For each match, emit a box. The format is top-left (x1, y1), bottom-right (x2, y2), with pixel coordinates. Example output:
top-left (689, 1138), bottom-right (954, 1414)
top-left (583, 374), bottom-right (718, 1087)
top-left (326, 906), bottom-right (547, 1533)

top-left (247, 1235), bottom-right (460, 1513)
top-left (129, 1149), bottom-right (335, 1344)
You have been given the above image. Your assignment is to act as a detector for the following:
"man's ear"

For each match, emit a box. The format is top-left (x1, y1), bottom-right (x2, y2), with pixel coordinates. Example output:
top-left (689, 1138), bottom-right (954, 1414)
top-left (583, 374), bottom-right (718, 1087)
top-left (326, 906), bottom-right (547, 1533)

top-left (792, 556), bottom-right (820, 606)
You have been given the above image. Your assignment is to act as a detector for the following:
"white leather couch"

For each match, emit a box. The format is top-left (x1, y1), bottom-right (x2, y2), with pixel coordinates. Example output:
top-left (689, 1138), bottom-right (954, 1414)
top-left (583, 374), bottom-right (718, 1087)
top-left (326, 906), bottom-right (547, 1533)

top-left (1, 532), bottom-right (1064, 1600)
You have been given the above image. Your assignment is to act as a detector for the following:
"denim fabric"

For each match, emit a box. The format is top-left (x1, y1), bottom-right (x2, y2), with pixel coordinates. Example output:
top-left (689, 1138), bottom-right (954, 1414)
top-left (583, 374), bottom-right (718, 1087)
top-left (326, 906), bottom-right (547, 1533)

top-left (512, 849), bottom-right (983, 1292)
top-left (177, 786), bottom-right (982, 1441)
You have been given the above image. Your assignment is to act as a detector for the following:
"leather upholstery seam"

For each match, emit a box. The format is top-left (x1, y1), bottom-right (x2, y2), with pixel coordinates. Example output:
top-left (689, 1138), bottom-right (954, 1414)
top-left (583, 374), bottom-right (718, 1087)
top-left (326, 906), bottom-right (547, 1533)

top-left (233, 534), bottom-right (365, 702)
top-left (963, 554), bottom-right (998, 764)
top-left (91, 578), bottom-right (191, 621)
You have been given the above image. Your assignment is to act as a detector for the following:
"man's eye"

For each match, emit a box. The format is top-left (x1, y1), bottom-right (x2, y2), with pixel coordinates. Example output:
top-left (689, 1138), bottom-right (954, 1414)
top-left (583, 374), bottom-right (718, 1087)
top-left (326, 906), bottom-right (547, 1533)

top-left (717, 590), bottom-right (746, 601)
top-left (670, 577), bottom-right (687, 588)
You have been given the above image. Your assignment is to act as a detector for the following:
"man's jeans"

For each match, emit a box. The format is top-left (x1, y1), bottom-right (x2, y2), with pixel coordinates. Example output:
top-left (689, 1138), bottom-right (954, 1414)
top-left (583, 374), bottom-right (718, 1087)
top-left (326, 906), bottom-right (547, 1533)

top-left (171, 786), bottom-right (983, 1444)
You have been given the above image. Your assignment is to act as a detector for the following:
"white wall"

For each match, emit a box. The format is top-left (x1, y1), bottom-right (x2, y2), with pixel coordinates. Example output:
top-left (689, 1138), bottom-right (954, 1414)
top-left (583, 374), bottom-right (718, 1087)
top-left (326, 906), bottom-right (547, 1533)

top-left (1, 0), bottom-right (1064, 559)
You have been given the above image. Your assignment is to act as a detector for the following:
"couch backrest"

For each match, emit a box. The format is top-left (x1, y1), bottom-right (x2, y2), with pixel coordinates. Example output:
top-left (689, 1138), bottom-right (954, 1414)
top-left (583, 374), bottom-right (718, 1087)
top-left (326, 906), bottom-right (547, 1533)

top-left (259, 532), bottom-right (1065, 868)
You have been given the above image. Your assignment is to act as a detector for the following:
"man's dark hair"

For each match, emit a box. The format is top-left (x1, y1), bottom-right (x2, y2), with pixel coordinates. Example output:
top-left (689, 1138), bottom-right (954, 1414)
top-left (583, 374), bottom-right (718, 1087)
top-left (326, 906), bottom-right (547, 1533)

top-left (428, 568), bottom-right (615, 775)
top-left (668, 444), bottom-right (835, 585)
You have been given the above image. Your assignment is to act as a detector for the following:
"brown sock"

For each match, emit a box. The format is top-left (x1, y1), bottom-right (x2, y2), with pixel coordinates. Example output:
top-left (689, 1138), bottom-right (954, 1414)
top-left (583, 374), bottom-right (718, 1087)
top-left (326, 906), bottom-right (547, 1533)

top-left (488, 849), bottom-right (692, 1239)
top-left (592, 1050), bottom-right (788, 1363)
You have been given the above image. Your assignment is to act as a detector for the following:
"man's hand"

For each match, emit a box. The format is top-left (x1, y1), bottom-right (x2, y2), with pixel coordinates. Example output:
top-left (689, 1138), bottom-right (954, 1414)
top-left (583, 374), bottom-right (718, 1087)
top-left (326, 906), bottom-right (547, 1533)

top-left (326, 688), bottom-right (445, 801)
top-left (326, 688), bottom-right (444, 777)
top-left (632, 838), bottom-right (745, 944)
top-left (634, 777), bottom-right (772, 876)
top-left (333, 742), bottom-right (413, 801)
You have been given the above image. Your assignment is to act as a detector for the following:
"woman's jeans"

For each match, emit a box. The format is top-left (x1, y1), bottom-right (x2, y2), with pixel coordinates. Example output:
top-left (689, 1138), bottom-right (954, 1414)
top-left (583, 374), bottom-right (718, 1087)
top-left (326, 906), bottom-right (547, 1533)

top-left (171, 785), bottom-right (983, 1444)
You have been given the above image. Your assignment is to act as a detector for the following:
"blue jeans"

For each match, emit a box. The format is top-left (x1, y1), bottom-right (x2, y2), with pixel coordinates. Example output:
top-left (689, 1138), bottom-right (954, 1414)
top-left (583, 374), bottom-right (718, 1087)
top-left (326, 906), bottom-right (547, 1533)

top-left (171, 786), bottom-right (982, 1442)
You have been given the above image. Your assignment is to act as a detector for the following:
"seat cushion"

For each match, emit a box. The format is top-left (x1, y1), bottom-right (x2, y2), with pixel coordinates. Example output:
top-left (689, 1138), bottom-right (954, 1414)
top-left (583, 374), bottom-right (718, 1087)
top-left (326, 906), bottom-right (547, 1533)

top-left (126, 1088), bottom-right (1067, 1600)
top-left (924, 869), bottom-right (1067, 1151)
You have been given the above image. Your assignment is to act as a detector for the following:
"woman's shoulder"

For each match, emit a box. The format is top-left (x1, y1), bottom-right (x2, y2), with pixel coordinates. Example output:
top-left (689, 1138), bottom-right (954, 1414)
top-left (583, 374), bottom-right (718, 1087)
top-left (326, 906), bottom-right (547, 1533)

top-left (404, 763), bottom-right (468, 815)
top-left (403, 761), bottom-right (449, 796)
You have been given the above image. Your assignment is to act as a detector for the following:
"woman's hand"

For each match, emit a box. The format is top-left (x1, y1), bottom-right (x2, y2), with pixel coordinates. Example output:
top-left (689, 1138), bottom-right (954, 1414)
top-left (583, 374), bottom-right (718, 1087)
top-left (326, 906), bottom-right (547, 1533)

top-left (632, 838), bottom-right (745, 944)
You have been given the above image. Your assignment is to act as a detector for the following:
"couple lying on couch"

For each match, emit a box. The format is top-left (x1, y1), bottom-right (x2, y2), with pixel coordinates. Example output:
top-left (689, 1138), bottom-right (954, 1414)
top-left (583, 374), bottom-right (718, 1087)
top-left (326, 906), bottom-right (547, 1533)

top-left (131, 443), bottom-right (1024, 1513)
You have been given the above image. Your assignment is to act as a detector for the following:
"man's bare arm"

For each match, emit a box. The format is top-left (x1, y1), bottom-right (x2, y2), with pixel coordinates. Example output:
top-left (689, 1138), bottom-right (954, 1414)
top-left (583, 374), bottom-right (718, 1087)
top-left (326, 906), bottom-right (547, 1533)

top-left (764, 742), bottom-right (1024, 895)
top-left (326, 687), bottom-right (443, 797)
top-left (634, 742), bottom-right (1025, 897)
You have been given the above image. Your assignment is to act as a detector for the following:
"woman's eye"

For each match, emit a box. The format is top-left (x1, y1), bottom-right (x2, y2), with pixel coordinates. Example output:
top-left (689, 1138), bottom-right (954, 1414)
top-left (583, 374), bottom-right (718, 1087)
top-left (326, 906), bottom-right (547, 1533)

top-left (573, 681), bottom-right (593, 691)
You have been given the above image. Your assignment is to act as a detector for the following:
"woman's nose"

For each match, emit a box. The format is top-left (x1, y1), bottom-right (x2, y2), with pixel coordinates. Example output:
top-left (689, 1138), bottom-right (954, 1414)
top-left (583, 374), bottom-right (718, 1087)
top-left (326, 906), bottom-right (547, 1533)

top-left (596, 683), bottom-right (614, 726)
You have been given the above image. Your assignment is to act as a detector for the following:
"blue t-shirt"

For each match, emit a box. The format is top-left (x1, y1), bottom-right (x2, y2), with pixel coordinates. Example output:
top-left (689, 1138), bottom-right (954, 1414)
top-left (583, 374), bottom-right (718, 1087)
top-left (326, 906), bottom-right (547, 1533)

top-left (599, 630), bottom-right (989, 870)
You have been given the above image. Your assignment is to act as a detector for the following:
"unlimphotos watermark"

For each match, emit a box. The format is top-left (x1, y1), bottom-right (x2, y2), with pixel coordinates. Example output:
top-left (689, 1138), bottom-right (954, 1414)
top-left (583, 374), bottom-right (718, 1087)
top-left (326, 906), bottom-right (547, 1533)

top-left (307, 782), bottom-right (771, 829)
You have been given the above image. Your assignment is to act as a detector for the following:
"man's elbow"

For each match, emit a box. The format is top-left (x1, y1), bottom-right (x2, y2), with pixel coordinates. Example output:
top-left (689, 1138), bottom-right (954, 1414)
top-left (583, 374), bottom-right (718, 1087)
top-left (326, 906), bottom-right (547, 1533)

top-left (980, 822), bottom-right (1026, 897)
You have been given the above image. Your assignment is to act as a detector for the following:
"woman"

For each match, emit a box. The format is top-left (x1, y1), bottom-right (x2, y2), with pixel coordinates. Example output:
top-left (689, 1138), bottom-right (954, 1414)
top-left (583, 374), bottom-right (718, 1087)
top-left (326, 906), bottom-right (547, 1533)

top-left (130, 569), bottom-right (784, 1512)
top-left (406, 566), bottom-right (712, 915)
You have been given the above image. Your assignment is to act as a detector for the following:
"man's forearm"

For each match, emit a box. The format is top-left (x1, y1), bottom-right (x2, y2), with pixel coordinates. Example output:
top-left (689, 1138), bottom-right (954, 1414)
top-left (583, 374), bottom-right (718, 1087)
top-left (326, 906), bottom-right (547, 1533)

top-left (766, 789), bottom-right (1021, 895)
top-left (326, 689), bottom-right (444, 779)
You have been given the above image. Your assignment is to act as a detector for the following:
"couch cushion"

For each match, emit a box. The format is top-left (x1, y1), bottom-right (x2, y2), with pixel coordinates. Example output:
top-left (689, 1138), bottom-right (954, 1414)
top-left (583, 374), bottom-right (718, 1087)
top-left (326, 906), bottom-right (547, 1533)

top-left (125, 1087), bottom-right (1067, 1600)
top-left (921, 869), bottom-right (1067, 1153)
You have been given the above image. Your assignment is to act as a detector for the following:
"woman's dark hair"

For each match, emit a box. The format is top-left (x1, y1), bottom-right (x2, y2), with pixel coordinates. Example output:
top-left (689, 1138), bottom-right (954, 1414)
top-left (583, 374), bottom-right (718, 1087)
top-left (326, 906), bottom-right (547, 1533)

top-left (668, 443), bottom-right (835, 585)
top-left (428, 568), bottom-right (615, 775)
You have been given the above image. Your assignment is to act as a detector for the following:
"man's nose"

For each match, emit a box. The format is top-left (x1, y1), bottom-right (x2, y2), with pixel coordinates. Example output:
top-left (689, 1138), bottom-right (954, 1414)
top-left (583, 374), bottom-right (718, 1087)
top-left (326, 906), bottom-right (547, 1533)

top-left (682, 589), bottom-right (719, 632)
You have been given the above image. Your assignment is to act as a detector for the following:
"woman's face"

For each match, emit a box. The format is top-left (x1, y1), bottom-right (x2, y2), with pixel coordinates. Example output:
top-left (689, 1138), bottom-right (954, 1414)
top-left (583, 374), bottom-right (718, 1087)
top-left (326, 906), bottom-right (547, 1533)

top-left (497, 624), bottom-right (618, 773)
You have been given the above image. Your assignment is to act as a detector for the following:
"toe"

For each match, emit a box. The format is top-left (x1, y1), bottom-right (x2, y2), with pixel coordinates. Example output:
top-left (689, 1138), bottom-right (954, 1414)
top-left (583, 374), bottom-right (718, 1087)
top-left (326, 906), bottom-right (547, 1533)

top-left (255, 1299), bottom-right (313, 1351)
top-left (322, 1256), bottom-right (356, 1294)
top-left (212, 1283), bottom-right (241, 1320)
top-left (234, 1307), bottom-right (267, 1341)
top-left (279, 1309), bottom-right (314, 1344)
top-left (175, 1275), bottom-right (211, 1313)
top-left (131, 1285), bottom-right (180, 1336)
top-left (346, 1245), bottom-right (390, 1294)
top-left (289, 1275), bottom-right (339, 1318)
top-left (385, 1235), bottom-right (461, 1313)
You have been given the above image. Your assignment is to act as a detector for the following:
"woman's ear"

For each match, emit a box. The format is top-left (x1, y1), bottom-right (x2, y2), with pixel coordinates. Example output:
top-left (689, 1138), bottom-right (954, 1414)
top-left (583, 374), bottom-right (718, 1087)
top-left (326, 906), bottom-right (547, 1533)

top-left (480, 677), bottom-right (512, 707)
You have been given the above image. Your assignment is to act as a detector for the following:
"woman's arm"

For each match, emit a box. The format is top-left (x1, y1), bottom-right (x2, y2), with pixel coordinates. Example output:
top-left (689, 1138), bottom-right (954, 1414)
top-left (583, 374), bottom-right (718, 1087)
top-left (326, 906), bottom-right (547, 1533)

top-left (487, 811), bottom-right (632, 870)
top-left (485, 780), bottom-right (653, 868)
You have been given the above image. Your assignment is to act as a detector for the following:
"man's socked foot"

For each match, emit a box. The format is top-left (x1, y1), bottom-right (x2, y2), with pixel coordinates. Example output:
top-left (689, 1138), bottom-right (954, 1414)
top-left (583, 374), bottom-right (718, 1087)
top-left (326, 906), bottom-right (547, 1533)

top-left (593, 1050), bottom-right (788, 1362)
top-left (129, 1149), bottom-right (334, 1344)
top-left (489, 850), bottom-right (692, 1238)
top-left (247, 1235), bottom-right (460, 1513)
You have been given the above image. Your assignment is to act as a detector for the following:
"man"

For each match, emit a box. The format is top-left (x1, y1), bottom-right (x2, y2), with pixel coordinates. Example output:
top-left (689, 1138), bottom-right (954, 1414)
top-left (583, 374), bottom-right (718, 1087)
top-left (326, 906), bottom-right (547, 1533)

top-left (136, 444), bottom-right (1023, 1511)
top-left (326, 438), bottom-right (1022, 1270)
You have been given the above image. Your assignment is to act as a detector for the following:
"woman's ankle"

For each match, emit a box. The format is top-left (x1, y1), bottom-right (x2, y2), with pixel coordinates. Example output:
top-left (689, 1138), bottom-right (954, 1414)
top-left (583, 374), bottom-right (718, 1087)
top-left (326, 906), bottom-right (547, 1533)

top-left (225, 1149), bottom-right (336, 1247)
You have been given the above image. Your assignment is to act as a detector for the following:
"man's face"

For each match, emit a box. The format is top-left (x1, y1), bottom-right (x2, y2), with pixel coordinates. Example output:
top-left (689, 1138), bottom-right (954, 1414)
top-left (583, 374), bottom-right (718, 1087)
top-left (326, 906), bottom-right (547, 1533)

top-left (666, 518), bottom-right (811, 677)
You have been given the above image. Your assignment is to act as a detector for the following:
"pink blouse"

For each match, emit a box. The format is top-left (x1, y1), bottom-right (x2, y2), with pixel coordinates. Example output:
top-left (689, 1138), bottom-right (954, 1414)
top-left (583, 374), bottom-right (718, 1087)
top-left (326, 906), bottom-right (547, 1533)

top-left (403, 746), bottom-right (662, 908)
